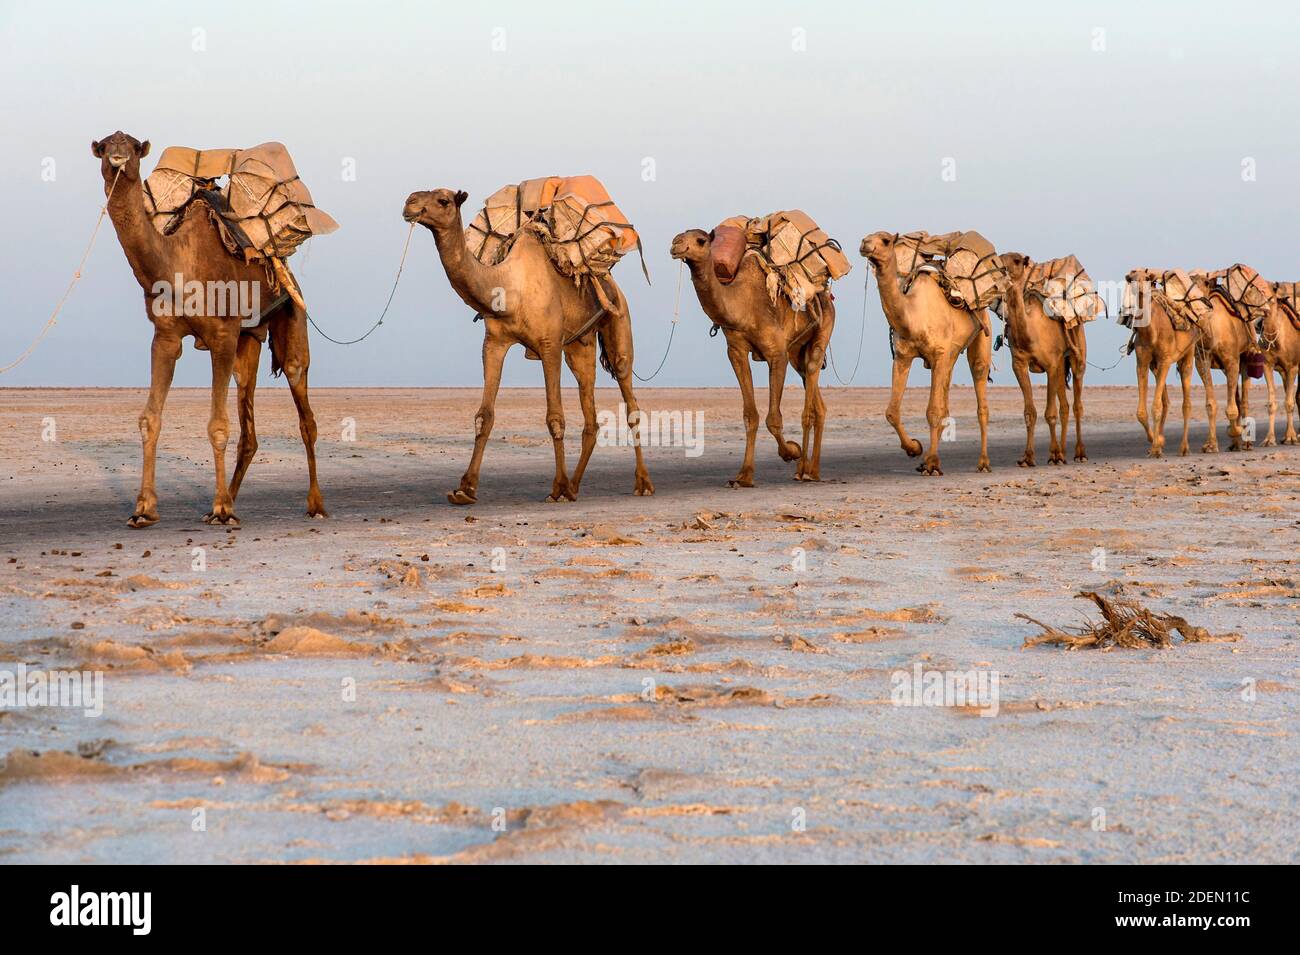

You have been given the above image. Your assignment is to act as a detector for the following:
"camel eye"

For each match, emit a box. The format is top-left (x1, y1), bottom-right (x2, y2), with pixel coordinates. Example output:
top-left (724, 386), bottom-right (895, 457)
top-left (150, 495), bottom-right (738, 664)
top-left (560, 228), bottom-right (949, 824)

top-left (437, 198), bottom-right (449, 207)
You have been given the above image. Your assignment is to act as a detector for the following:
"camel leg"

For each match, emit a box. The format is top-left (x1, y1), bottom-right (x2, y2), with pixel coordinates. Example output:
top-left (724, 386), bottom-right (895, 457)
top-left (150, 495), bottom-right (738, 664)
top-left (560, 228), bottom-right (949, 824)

top-left (1011, 355), bottom-right (1037, 467)
top-left (1283, 365), bottom-right (1299, 444)
top-left (541, 347), bottom-right (574, 503)
top-left (887, 355), bottom-right (923, 458)
top-left (449, 333), bottom-right (510, 505)
top-left (1071, 359), bottom-right (1087, 462)
top-left (726, 344), bottom-right (759, 487)
top-left (201, 341), bottom-right (239, 525)
top-left (563, 340), bottom-right (599, 497)
top-left (1134, 347), bottom-right (1154, 445)
top-left (1261, 362), bottom-right (1277, 447)
top-left (1197, 351), bottom-right (1219, 452)
top-left (276, 310), bottom-right (327, 518)
top-left (603, 312), bottom-right (654, 496)
top-left (1056, 367), bottom-right (1071, 464)
top-left (966, 333), bottom-right (992, 472)
top-left (1148, 357), bottom-right (1174, 458)
top-left (1226, 359), bottom-right (1245, 450)
top-left (764, 356), bottom-right (801, 464)
top-left (795, 340), bottom-right (826, 481)
top-left (1176, 353), bottom-right (1194, 456)
top-left (919, 353), bottom-right (956, 476)
top-left (1044, 364), bottom-right (1064, 464)
top-left (227, 334), bottom-right (262, 505)
top-left (128, 331), bottom-right (182, 528)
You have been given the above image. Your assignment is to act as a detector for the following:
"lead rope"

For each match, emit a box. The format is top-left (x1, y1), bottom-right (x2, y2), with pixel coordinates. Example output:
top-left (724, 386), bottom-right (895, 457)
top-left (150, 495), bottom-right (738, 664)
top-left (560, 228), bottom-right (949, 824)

top-left (827, 268), bottom-right (868, 386)
top-left (0, 168), bottom-right (121, 375)
top-left (632, 259), bottom-right (682, 382)
top-left (306, 222), bottom-right (415, 345)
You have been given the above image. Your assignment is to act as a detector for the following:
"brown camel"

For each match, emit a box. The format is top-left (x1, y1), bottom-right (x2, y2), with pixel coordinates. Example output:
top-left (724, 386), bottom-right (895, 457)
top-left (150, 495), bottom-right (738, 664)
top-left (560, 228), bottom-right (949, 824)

top-left (1243, 292), bottom-right (1300, 446)
top-left (998, 253), bottom-right (1088, 465)
top-left (403, 188), bottom-right (652, 504)
top-left (93, 131), bottom-right (324, 528)
top-left (669, 230), bottom-right (833, 485)
top-left (1125, 269), bottom-right (1198, 458)
top-left (859, 232), bottom-right (991, 475)
top-left (1190, 274), bottom-right (1257, 452)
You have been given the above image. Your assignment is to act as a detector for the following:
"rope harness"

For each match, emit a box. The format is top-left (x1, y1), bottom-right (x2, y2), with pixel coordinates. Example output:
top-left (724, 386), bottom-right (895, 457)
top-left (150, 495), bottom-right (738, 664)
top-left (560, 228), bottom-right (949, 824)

top-left (0, 169), bottom-right (121, 375)
top-left (306, 223), bottom-right (415, 345)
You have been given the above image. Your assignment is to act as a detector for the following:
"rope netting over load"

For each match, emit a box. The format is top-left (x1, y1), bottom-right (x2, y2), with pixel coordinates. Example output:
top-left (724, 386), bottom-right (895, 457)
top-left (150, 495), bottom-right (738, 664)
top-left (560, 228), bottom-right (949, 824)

top-left (142, 142), bottom-right (339, 311)
top-left (464, 175), bottom-right (650, 285)
top-left (708, 210), bottom-right (852, 312)
top-left (888, 230), bottom-right (1009, 313)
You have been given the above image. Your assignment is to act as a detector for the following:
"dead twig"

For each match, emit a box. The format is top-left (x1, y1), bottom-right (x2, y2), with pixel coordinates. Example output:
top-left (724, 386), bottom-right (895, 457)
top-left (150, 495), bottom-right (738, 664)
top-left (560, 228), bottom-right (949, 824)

top-left (1018, 591), bottom-right (1241, 651)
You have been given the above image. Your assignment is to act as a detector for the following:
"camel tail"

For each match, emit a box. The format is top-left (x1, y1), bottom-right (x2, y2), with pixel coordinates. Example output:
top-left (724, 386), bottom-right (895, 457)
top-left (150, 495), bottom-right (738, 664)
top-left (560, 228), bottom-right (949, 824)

top-left (597, 327), bottom-right (616, 379)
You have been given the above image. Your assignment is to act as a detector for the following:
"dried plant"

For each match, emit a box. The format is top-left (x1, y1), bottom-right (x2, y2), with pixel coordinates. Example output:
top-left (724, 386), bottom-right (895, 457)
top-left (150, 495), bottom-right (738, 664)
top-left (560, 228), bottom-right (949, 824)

top-left (1018, 591), bottom-right (1241, 650)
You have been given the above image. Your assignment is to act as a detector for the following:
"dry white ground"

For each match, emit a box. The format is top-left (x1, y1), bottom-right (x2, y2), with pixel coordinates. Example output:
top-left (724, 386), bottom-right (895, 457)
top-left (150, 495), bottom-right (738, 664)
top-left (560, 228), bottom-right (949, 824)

top-left (1, 384), bottom-right (1296, 863)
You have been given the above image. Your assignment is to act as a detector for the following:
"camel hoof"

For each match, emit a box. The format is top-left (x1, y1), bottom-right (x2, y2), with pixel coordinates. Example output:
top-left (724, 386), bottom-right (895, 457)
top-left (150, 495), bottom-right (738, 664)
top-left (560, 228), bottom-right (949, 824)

top-left (1262, 437), bottom-right (1276, 447)
top-left (904, 440), bottom-right (923, 458)
top-left (727, 477), bottom-right (755, 489)
top-left (127, 513), bottom-right (159, 529)
top-left (1178, 447), bottom-right (1189, 456)
top-left (1284, 435), bottom-right (1299, 445)
top-left (203, 512), bottom-right (239, 526)
top-left (447, 489), bottom-right (477, 506)
top-left (1017, 457), bottom-right (1035, 468)
top-left (778, 442), bottom-right (801, 463)
top-left (1075, 452), bottom-right (1088, 463)
top-left (634, 480), bottom-right (655, 497)
top-left (1147, 448), bottom-right (1163, 458)
top-left (308, 509), bottom-right (329, 519)
top-left (977, 461), bottom-right (991, 473)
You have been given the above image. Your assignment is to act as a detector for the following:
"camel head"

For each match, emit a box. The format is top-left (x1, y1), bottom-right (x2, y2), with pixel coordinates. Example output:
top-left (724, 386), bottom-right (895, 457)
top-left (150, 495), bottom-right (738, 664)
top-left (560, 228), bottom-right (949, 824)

top-left (1126, 268), bottom-right (1157, 286)
top-left (669, 229), bottom-right (711, 264)
top-left (858, 231), bottom-right (895, 267)
top-left (91, 131), bottom-right (150, 183)
top-left (1000, 251), bottom-right (1031, 284)
top-left (403, 188), bottom-right (468, 232)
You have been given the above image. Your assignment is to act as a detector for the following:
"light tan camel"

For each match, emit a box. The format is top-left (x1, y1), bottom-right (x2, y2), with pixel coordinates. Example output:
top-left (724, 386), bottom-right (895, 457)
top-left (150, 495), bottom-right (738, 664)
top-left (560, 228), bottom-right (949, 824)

top-left (998, 253), bottom-right (1088, 465)
top-left (1242, 294), bottom-right (1300, 446)
top-left (1190, 275), bottom-right (1257, 452)
top-left (669, 230), bottom-right (833, 484)
top-left (403, 188), bottom-right (653, 504)
top-left (1126, 269), bottom-right (1198, 458)
top-left (859, 232), bottom-right (991, 474)
top-left (93, 131), bottom-right (324, 528)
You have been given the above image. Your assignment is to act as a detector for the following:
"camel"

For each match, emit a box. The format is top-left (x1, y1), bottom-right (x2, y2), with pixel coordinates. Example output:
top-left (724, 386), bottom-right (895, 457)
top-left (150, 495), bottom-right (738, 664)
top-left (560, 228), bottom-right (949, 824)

top-left (998, 253), bottom-right (1087, 465)
top-left (668, 230), bottom-right (833, 485)
top-left (1242, 293), bottom-right (1300, 446)
top-left (859, 232), bottom-right (991, 475)
top-left (92, 131), bottom-right (325, 528)
top-left (1126, 269), bottom-right (1198, 458)
top-left (1189, 274), bottom-right (1257, 452)
top-left (403, 188), bottom-right (652, 504)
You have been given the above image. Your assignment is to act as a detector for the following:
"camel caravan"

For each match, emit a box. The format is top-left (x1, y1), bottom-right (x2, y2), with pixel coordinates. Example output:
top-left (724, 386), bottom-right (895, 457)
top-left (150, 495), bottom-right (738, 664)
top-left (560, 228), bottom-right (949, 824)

top-left (76, 131), bottom-right (1300, 527)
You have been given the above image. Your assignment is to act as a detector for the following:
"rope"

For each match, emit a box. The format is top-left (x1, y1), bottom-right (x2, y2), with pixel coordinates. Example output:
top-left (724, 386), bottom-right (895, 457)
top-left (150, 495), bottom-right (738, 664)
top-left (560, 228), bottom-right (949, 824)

top-left (0, 169), bottom-right (121, 375)
top-left (632, 259), bottom-right (682, 382)
top-left (306, 222), bottom-right (414, 345)
top-left (827, 268), bottom-right (868, 386)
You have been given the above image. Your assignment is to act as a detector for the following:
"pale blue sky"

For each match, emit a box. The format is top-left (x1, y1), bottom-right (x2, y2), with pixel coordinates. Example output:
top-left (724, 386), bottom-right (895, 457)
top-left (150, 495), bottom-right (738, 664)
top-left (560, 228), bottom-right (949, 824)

top-left (2, 0), bottom-right (1296, 387)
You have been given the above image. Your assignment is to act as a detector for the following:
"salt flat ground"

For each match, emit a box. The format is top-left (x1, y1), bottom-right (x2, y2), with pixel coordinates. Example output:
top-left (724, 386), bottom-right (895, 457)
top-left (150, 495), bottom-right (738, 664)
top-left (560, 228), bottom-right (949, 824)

top-left (0, 384), bottom-right (1296, 864)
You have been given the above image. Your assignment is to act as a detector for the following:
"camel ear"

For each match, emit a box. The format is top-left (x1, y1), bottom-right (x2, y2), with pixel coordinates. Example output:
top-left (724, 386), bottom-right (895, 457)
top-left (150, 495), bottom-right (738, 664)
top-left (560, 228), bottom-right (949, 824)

top-left (91, 140), bottom-right (105, 158)
top-left (453, 190), bottom-right (468, 208)
top-left (138, 140), bottom-right (151, 158)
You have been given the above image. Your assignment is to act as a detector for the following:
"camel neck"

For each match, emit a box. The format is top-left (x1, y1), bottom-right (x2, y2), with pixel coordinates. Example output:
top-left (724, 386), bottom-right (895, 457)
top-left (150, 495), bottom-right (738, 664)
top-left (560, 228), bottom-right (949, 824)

top-left (1003, 279), bottom-right (1030, 344)
top-left (870, 259), bottom-right (911, 335)
top-left (685, 258), bottom-right (735, 328)
top-left (105, 174), bottom-right (167, 290)
top-left (429, 216), bottom-right (499, 313)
